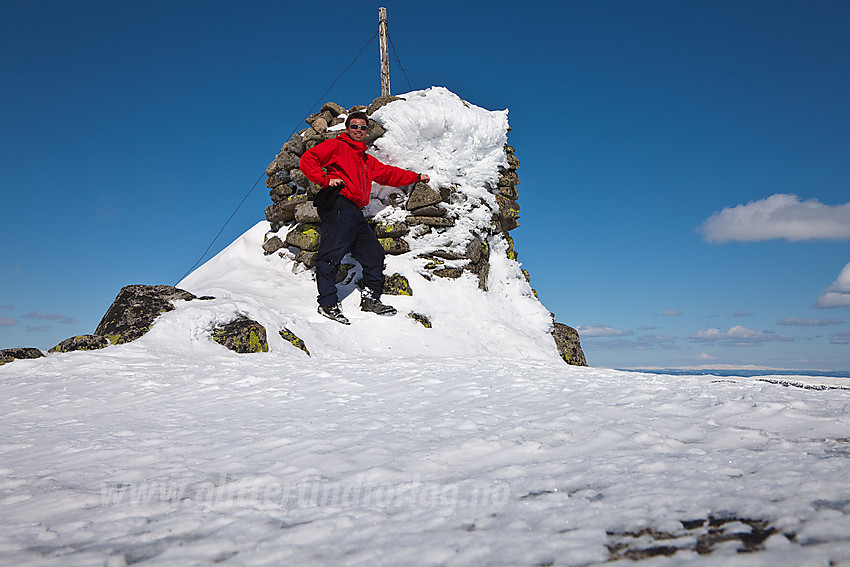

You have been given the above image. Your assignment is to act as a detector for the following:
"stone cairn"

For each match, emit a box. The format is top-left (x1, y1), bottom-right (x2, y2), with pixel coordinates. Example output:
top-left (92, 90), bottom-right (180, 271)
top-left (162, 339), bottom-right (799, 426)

top-left (260, 95), bottom-right (586, 366)
top-left (0, 96), bottom-right (586, 366)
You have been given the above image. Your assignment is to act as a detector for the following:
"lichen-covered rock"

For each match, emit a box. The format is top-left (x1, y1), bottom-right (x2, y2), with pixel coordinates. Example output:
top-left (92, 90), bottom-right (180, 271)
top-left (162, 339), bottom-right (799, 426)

top-left (496, 195), bottom-right (520, 224)
top-left (94, 285), bottom-right (197, 345)
top-left (289, 168), bottom-right (318, 192)
top-left (408, 313), bottom-right (432, 328)
top-left (321, 102), bottom-right (346, 117)
top-left (406, 183), bottom-right (442, 210)
top-left (265, 159), bottom-right (281, 177)
top-left (498, 171), bottom-right (519, 187)
top-left (299, 129), bottom-right (324, 149)
top-left (0, 347), bottom-right (44, 365)
top-left (433, 267), bottom-right (463, 279)
top-left (267, 194), bottom-right (308, 228)
top-left (265, 201), bottom-right (294, 227)
top-left (273, 150), bottom-right (301, 173)
top-left (506, 152), bottom-right (521, 170)
top-left (286, 223), bottom-right (321, 251)
top-left (379, 237), bottom-right (410, 255)
top-left (406, 216), bottom-right (455, 228)
top-left (497, 183), bottom-right (519, 201)
top-left (366, 95), bottom-right (404, 115)
top-left (505, 235), bottom-right (517, 260)
top-left (409, 205), bottom-right (446, 217)
top-left (383, 273), bottom-right (413, 296)
top-left (364, 120), bottom-right (386, 146)
top-left (266, 171), bottom-right (289, 189)
top-left (466, 238), bottom-right (484, 263)
top-left (49, 334), bottom-right (109, 354)
top-left (296, 250), bottom-right (318, 268)
top-left (269, 187), bottom-right (295, 210)
top-left (279, 328), bottom-right (309, 356)
top-left (552, 322), bottom-right (588, 366)
top-left (262, 235), bottom-right (285, 255)
top-left (282, 132), bottom-right (306, 156)
top-left (212, 315), bottom-right (268, 354)
top-left (295, 201), bottom-right (320, 223)
top-left (311, 116), bottom-right (329, 134)
top-left (372, 220), bottom-right (409, 238)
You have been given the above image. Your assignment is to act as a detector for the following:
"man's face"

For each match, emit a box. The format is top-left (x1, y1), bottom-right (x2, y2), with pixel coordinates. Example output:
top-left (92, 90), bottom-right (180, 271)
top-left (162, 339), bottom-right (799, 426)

top-left (347, 118), bottom-right (368, 141)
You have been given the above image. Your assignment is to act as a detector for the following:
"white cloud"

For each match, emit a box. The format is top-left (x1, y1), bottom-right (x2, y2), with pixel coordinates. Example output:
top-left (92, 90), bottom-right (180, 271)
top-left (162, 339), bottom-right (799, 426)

top-left (690, 325), bottom-right (792, 345)
top-left (25, 326), bottom-right (50, 333)
top-left (700, 194), bottom-right (850, 243)
top-left (659, 310), bottom-right (682, 317)
top-left (24, 311), bottom-right (77, 324)
top-left (576, 325), bottom-right (632, 337)
top-left (831, 332), bottom-right (850, 345)
top-left (815, 293), bottom-right (850, 308)
top-left (637, 334), bottom-right (676, 344)
top-left (697, 352), bottom-right (715, 361)
top-left (815, 262), bottom-right (850, 308)
top-left (777, 317), bottom-right (845, 326)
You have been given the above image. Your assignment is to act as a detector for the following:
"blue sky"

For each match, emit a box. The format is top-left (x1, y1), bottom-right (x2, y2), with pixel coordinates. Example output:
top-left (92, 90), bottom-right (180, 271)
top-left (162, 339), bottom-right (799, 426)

top-left (2, 0), bottom-right (849, 370)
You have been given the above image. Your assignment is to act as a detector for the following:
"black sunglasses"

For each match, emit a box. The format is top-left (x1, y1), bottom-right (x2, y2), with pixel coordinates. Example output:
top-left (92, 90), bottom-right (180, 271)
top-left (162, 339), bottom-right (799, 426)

top-left (348, 124), bottom-right (368, 131)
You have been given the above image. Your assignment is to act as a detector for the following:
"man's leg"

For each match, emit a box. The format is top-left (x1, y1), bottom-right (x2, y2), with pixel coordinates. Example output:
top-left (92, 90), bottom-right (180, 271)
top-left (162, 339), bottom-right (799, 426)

top-left (316, 198), bottom-right (361, 307)
top-left (352, 223), bottom-right (396, 315)
top-left (352, 219), bottom-right (386, 295)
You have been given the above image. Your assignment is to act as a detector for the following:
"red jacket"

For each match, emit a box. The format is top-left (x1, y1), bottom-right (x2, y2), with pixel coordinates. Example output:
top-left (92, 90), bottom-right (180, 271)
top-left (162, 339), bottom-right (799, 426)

top-left (299, 133), bottom-right (419, 208)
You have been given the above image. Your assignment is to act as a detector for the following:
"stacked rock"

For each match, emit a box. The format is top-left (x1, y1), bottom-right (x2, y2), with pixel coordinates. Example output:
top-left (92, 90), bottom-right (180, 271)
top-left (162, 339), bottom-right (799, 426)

top-left (261, 96), bottom-right (524, 292)
top-left (259, 95), bottom-right (585, 365)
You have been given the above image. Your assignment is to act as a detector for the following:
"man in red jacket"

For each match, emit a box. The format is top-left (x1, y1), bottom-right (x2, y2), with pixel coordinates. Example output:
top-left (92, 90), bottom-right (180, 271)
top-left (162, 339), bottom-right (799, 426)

top-left (300, 111), bottom-right (430, 325)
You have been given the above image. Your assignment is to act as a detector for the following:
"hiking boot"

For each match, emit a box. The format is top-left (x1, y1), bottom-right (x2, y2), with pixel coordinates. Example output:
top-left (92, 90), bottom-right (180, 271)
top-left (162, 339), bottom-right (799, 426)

top-left (318, 303), bottom-right (350, 325)
top-left (360, 288), bottom-right (397, 316)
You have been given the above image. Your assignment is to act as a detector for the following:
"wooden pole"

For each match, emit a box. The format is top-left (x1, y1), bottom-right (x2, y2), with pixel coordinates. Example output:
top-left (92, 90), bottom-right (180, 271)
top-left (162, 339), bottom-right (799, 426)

top-left (379, 7), bottom-right (390, 97)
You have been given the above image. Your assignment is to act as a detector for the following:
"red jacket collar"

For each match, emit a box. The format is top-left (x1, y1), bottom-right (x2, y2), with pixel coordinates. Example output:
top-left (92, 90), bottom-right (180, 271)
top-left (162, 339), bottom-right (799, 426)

top-left (337, 132), bottom-right (367, 154)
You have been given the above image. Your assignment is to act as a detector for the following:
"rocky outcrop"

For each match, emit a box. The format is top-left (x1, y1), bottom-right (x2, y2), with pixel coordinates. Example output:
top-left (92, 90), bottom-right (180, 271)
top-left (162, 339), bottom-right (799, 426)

top-left (552, 323), bottom-right (587, 366)
top-left (94, 285), bottom-right (198, 344)
top-left (49, 334), bottom-right (109, 354)
top-left (40, 285), bottom-right (207, 356)
top-left (212, 315), bottom-right (269, 354)
top-left (0, 347), bottom-right (44, 365)
top-left (260, 95), bottom-right (586, 365)
top-left (279, 328), bottom-right (309, 356)
top-left (2, 286), bottom-right (218, 362)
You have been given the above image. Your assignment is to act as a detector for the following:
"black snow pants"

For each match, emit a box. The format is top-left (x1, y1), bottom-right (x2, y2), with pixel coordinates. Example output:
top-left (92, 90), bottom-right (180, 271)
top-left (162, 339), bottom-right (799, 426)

top-left (315, 196), bottom-right (385, 307)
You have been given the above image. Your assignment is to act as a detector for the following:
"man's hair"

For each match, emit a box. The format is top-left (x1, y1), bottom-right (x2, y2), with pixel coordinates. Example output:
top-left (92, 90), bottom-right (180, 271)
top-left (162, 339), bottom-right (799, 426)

top-left (345, 111), bottom-right (369, 127)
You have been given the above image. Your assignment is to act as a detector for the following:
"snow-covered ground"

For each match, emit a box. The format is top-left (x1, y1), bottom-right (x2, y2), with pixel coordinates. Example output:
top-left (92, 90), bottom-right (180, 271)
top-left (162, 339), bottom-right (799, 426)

top-left (4, 221), bottom-right (850, 566)
top-left (3, 88), bottom-right (850, 565)
top-left (3, 335), bottom-right (850, 565)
